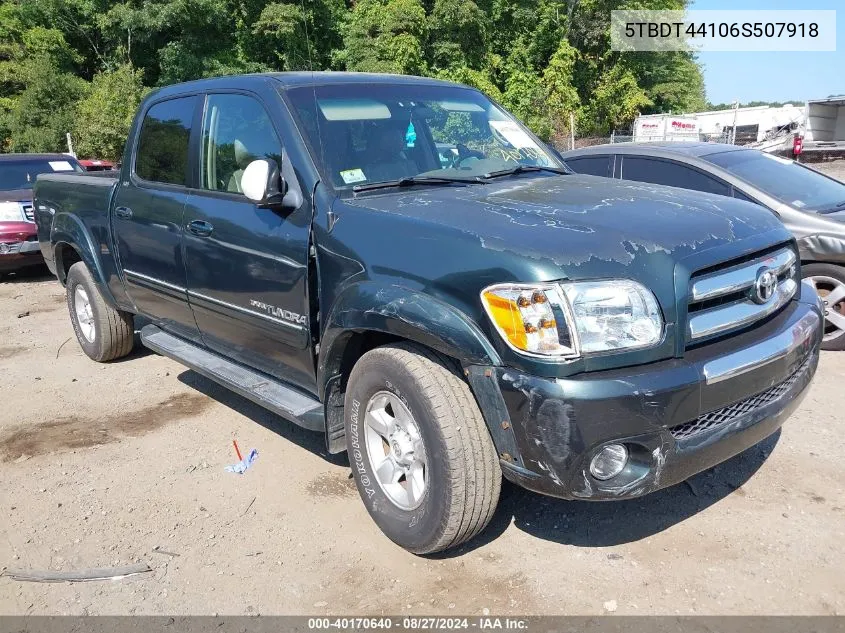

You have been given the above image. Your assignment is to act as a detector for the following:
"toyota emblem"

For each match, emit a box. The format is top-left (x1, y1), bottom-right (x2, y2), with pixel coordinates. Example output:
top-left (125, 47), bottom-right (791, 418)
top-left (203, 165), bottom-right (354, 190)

top-left (0, 243), bottom-right (9, 254)
top-left (753, 267), bottom-right (778, 304)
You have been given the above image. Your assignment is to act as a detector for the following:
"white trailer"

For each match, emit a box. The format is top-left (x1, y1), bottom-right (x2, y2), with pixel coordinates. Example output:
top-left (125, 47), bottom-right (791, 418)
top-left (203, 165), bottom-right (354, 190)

top-left (801, 97), bottom-right (845, 154)
top-left (632, 114), bottom-right (700, 142)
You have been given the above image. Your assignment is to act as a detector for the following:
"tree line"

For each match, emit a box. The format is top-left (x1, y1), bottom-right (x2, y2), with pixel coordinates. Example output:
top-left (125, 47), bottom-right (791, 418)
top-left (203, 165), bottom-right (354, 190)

top-left (0, 0), bottom-right (707, 161)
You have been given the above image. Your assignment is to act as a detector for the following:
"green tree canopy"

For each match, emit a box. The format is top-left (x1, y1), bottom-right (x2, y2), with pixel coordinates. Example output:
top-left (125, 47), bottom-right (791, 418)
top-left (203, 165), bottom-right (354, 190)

top-left (0, 0), bottom-right (708, 152)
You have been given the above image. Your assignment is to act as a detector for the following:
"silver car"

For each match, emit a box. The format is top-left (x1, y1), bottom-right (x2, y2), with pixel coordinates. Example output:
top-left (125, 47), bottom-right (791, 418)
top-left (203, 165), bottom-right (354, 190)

top-left (562, 142), bottom-right (845, 350)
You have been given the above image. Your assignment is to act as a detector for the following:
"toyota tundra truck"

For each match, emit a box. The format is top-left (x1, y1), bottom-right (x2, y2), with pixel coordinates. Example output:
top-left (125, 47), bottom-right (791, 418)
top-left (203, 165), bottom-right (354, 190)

top-left (34, 73), bottom-right (823, 554)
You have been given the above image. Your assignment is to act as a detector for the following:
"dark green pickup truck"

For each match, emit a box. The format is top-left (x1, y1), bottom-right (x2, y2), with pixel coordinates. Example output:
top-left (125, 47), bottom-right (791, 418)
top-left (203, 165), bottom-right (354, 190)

top-left (34, 72), bottom-right (823, 554)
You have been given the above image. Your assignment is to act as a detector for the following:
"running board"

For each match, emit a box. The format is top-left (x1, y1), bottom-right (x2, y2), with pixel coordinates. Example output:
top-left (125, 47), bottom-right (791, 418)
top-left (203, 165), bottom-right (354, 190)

top-left (140, 325), bottom-right (324, 432)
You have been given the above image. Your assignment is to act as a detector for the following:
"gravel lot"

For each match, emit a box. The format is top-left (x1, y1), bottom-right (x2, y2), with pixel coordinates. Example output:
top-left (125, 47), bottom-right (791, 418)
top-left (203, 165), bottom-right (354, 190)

top-left (1, 272), bottom-right (843, 616)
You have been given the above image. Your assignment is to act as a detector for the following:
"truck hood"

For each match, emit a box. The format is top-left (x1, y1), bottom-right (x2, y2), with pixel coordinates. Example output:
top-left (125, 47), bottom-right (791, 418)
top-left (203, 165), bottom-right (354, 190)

top-left (0, 221), bottom-right (37, 240)
top-left (349, 174), bottom-right (786, 278)
top-left (0, 188), bottom-right (33, 204)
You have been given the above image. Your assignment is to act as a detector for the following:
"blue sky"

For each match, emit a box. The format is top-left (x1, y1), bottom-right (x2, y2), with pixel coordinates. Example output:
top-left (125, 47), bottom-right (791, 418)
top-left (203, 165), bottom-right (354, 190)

top-left (690, 0), bottom-right (844, 104)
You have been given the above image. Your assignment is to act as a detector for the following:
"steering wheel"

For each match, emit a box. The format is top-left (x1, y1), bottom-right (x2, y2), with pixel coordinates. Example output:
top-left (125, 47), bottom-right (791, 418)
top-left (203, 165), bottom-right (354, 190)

top-left (453, 143), bottom-right (484, 168)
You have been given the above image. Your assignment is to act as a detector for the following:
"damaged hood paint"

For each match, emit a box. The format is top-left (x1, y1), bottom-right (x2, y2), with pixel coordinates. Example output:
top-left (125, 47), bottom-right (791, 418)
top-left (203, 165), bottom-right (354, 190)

top-left (350, 174), bottom-right (786, 277)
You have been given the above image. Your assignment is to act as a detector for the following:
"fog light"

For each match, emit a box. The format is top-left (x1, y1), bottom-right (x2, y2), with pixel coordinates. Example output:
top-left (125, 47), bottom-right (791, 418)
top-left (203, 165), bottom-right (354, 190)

top-left (589, 444), bottom-right (628, 480)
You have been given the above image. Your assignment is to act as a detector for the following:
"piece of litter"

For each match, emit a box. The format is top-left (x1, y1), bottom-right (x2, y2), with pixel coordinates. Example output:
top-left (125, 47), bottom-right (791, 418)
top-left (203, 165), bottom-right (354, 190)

top-left (3, 562), bottom-right (152, 583)
top-left (151, 547), bottom-right (180, 558)
top-left (603, 600), bottom-right (618, 612)
top-left (241, 496), bottom-right (257, 516)
top-left (225, 448), bottom-right (258, 474)
top-left (17, 311), bottom-right (30, 318)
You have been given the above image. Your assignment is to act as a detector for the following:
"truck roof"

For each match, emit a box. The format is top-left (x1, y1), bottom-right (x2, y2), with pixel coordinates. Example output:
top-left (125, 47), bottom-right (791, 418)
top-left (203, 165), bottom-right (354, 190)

top-left (147, 71), bottom-right (466, 101)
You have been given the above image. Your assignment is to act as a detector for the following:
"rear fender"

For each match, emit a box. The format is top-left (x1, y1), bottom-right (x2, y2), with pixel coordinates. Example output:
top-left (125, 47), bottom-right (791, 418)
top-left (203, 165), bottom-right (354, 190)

top-left (51, 212), bottom-right (117, 307)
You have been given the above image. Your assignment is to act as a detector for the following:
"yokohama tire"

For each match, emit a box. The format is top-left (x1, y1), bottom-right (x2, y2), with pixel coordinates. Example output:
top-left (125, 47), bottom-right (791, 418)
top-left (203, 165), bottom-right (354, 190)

top-left (344, 342), bottom-right (501, 554)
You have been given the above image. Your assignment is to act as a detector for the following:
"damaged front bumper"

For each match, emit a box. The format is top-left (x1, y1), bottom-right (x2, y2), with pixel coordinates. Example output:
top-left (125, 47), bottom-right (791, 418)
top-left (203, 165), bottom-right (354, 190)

top-left (467, 283), bottom-right (823, 501)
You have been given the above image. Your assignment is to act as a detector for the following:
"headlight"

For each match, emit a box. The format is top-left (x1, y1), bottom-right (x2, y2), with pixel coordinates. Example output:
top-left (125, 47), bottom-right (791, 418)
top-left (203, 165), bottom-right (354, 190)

top-left (481, 279), bottom-right (663, 358)
top-left (0, 201), bottom-right (23, 222)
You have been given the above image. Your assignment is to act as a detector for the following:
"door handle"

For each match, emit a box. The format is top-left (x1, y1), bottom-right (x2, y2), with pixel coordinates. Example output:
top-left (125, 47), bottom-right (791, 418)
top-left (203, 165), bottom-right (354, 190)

top-left (187, 220), bottom-right (214, 237)
top-left (114, 206), bottom-right (133, 219)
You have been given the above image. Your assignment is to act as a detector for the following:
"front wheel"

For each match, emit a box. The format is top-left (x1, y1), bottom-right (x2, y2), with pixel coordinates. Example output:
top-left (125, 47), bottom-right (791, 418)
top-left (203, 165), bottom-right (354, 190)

top-left (803, 263), bottom-right (845, 351)
top-left (344, 342), bottom-right (501, 554)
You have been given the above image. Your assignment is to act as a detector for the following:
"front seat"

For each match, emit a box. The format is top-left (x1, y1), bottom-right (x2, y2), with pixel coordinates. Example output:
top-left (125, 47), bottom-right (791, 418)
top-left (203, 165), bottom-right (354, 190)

top-left (227, 139), bottom-right (256, 193)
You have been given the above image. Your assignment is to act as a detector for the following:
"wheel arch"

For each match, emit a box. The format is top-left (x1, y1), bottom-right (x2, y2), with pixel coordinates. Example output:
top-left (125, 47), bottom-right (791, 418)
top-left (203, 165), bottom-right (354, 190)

top-left (51, 213), bottom-right (118, 307)
top-left (317, 282), bottom-right (502, 453)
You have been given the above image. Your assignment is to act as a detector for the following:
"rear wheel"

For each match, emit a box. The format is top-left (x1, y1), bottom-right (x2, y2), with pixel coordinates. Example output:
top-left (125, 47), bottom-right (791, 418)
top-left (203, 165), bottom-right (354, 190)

top-left (803, 262), bottom-right (845, 351)
top-left (66, 262), bottom-right (135, 361)
top-left (344, 342), bottom-right (501, 554)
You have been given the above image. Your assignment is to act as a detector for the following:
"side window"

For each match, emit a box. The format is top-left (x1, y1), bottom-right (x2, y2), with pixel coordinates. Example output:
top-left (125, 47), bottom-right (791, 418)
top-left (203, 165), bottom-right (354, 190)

top-left (564, 156), bottom-right (611, 178)
top-left (732, 187), bottom-right (762, 205)
top-left (621, 156), bottom-right (731, 197)
top-left (135, 97), bottom-right (196, 185)
top-left (200, 94), bottom-right (282, 194)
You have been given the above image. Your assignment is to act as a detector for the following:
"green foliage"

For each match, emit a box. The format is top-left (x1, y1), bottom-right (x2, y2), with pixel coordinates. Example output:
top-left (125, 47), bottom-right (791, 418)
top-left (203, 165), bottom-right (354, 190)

top-left (428, 0), bottom-right (486, 70)
top-left (580, 64), bottom-right (652, 135)
top-left (8, 56), bottom-right (87, 152)
top-left (341, 0), bottom-right (429, 75)
top-left (73, 64), bottom-right (146, 162)
top-left (0, 0), bottom-right (709, 154)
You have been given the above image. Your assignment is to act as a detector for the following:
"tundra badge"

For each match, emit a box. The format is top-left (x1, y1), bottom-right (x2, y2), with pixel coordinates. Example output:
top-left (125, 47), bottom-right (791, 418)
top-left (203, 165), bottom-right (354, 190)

top-left (249, 299), bottom-right (308, 325)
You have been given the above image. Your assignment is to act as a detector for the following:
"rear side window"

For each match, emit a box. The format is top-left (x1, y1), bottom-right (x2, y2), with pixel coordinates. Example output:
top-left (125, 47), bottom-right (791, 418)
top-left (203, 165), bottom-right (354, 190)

top-left (621, 156), bottom-right (731, 197)
top-left (564, 155), bottom-right (612, 178)
top-left (135, 97), bottom-right (196, 185)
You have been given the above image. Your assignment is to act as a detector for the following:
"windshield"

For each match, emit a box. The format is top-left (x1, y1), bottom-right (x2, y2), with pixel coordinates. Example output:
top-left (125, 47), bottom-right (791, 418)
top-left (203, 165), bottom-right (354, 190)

top-left (0, 157), bottom-right (82, 191)
top-left (704, 150), bottom-right (845, 212)
top-left (285, 83), bottom-right (562, 191)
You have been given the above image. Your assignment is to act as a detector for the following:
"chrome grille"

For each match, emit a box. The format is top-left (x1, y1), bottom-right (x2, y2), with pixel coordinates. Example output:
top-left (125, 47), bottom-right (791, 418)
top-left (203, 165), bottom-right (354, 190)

top-left (671, 356), bottom-right (811, 441)
top-left (0, 242), bottom-right (23, 254)
top-left (21, 203), bottom-right (34, 221)
top-left (687, 246), bottom-right (797, 343)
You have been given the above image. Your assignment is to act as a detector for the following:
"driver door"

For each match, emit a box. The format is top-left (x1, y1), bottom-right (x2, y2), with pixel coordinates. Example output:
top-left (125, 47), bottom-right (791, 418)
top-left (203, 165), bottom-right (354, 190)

top-left (182, 91), bottom-right (315, 392)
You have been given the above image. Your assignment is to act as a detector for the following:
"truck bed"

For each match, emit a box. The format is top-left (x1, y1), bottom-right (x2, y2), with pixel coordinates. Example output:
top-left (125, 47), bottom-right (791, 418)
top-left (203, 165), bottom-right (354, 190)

top-left (33, 172), bottom-right (119, 268)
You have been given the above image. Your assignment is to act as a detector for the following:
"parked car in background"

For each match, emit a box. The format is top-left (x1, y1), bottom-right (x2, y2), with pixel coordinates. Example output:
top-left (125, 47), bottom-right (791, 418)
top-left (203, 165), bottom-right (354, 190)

top-left (35, 73), bottom-right (822, 553)
top-left (78, 158), bottom-right (116, 172)
top-left (1, 153), bottom-right (84, 277)
top-left (562, 142), bottom-right (845, 350)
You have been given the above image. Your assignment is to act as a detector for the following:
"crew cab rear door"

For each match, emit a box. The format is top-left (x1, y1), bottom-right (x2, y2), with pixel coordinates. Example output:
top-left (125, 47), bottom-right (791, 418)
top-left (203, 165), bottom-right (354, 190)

top-left (112, 95), bottom-right (201, 344)
top-left (182, 91), bottom-right (315, 393)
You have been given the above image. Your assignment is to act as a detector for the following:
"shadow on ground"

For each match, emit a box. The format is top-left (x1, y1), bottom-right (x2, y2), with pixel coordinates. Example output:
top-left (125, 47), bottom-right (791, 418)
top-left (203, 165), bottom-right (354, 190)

top-left (177, 369), bottom-right (348, 467)
top-left (440, 430), bottom-right (781, 556)
top-left (174, 365), bottom-right (779, 554)
top-left (0, 266), bottom-right (54, 284)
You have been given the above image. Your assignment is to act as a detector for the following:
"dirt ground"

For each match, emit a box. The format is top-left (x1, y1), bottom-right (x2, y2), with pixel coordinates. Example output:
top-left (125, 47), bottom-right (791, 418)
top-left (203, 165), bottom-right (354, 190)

top-left (807, 158), bottom-right (845, 183)
top-left (0, 271), bottom-right (843, 616)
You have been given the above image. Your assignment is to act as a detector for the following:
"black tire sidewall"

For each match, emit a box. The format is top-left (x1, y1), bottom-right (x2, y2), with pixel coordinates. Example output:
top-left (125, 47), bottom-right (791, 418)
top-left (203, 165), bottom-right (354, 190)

top-left (803, 263), bottom-right (845, 351)
top-left (66, 265), bottom-right (104, 360)
top-left (345, 352), bottom-right (453, 553)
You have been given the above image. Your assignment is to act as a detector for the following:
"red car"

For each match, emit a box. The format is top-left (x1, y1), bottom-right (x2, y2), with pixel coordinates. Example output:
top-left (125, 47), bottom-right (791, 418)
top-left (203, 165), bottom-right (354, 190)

top-left (78, 158), bottom-right (116, 172)
top-left (0, 153), bottom-right (84, 277)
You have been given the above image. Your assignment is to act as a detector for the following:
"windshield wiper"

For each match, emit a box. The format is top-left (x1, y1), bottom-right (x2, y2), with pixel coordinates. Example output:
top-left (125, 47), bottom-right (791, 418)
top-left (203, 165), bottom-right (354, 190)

top-left (482, 165), bottom-right (570, 180)
top-left (352, 175), bottom-right (485, 193)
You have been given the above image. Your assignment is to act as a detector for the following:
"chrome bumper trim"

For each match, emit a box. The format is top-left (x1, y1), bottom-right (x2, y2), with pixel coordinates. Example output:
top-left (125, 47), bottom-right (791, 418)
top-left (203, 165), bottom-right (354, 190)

top-left (702, 306), bottom-right (820, 385)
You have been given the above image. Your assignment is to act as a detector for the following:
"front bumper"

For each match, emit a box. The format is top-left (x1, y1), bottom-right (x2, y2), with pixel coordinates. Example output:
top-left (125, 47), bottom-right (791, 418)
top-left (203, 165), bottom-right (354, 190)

top-left (467, 284), bottom-right (823, 501)
top-left (0, 240), bottom-right (43, 272)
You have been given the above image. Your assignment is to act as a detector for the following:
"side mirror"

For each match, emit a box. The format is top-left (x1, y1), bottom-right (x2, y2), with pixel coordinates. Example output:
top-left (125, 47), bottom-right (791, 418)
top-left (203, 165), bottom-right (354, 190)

top-left (242, 159), bottom-right (285, 207)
